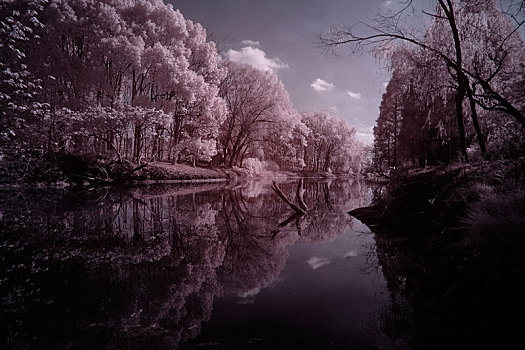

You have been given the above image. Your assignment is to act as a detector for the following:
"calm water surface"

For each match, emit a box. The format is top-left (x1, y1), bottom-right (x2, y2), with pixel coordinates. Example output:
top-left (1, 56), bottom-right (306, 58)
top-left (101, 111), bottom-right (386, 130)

top-left (0, 179), bottom-right (405, 349)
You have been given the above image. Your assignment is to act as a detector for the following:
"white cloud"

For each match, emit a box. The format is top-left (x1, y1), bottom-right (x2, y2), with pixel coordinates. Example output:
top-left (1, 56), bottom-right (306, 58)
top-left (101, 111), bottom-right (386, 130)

top-left (344, 250), bottom-right (358, 258)
top-left (311, 78), bottom-right (335, 92)
top-left (347, 91), bottom-right (362, 99)
top-left (330, 106), bottom-right (338, 112)
top-left (383, 0), bottom-right (393, 6)
top-left (382, 82), bottom-right (389, 88)
top-left (307, 257), bottom-right (330, 270)
top-left (241, 40), bottom-right (260, 46)
top-left (238, 287), bottom-right (261, 298)
top-left (226, 46), bottom-right (288, 72)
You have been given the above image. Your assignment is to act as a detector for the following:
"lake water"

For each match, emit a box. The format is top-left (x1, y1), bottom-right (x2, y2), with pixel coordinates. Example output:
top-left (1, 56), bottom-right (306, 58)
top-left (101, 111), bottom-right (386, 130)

top-left (0, 179), bottom-right (406, 349)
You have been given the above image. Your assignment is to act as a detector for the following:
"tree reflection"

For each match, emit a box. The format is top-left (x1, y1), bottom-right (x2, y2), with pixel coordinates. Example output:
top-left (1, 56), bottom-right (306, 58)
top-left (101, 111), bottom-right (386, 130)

top-left (273, 179), bottom-right (370, 243)
top-left (217, 188), bottom-right (295, 297)
top-left (0, 179), bottom-right (369, 349)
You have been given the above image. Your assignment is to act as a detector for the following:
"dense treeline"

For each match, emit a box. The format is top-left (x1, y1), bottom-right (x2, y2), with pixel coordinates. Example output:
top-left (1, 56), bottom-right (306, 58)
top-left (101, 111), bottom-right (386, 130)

top-left (372, 0), bottom-right (525, 172)
top-left (0, 0), bottom-right (363, 182)
top-left (323, 0), bottom-right (525, 173)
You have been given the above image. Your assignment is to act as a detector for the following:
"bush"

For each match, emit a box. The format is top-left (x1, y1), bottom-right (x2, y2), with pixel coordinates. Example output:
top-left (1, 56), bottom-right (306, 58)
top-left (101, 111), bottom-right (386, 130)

top-left (242, 158), bottom-right (265, 176)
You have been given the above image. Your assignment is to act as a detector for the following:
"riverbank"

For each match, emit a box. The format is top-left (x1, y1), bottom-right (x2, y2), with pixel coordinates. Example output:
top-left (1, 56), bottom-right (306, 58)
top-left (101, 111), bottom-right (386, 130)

top-left (0, 152), bottom-right (342, 189)
top-left (350, 158), bottom-right (525, 348)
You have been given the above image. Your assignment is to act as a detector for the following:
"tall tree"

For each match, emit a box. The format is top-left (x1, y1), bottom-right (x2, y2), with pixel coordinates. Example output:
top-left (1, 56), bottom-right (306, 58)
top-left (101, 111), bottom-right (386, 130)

top-left (218, 62), bottom-right (294, 167)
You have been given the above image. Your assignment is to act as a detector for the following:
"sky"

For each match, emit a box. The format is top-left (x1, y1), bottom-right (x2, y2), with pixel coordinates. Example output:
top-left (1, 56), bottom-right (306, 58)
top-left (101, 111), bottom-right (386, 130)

top-left (167, 0), bottom-right (431, 145)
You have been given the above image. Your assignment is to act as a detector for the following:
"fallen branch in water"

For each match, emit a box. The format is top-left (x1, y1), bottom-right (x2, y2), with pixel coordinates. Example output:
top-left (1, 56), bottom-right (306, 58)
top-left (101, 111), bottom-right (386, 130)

top-left (271, 212), bottom-right (303, 239)
top-left (271, 180), bottom-right (307, 215)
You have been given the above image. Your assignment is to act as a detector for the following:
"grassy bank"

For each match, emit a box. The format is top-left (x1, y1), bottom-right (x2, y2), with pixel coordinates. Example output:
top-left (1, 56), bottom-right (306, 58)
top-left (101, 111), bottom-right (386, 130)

top-left (351, 158), bottom-right (525, 349)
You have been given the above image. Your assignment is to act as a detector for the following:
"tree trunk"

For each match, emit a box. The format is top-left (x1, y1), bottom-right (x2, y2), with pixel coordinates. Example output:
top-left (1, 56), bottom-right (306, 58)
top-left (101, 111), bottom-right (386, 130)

top-left (454, 90), bottom-right (468, 161)
top-left (133, 124), bottom-right (142, 162)
top-left (440, 0), bottom-right (468, 161)
top-left (393, 100), bottom-right (398, 168)
top-left (466, 83), bottom-right (487, 158)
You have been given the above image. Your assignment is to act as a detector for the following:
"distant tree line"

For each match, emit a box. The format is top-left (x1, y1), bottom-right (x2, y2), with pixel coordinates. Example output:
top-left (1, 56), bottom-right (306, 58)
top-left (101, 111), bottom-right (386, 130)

top-left (0, 0), bottom-right (363, 179)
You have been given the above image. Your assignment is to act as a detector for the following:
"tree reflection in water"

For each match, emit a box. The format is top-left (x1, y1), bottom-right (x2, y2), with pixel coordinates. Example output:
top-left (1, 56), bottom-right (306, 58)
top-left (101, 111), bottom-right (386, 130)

top-left (0, 179), bottom-right (372, 349)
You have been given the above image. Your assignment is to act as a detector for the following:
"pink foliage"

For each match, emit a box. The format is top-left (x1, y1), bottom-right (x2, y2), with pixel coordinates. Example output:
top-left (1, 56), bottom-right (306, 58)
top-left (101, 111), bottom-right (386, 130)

top-left (24, 0), bottom-right (227, 162)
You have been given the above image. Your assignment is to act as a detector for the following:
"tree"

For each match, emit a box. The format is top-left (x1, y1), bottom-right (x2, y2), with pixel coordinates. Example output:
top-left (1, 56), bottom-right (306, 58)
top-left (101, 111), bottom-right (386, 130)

top-left (1, 0), bottom-right (366, 179)
top-left (218, 62), bottom-right (294, 167)
top-left (374, 71), bottom-right (403, 171)
top-left (0, 0), bottom-right (48, 149)
top-left (375, 45), bottom-right (464, 170)
top-left (301, 111), bottom-right (360, 173)
top-left (13, 0), bottom-right (227, 165)
top-left (261, 109), bottom-right (309, 170)
top-left (459, 1), bottom-right (525, 127)
top-left (322, 0), bottom-right (525, 162)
